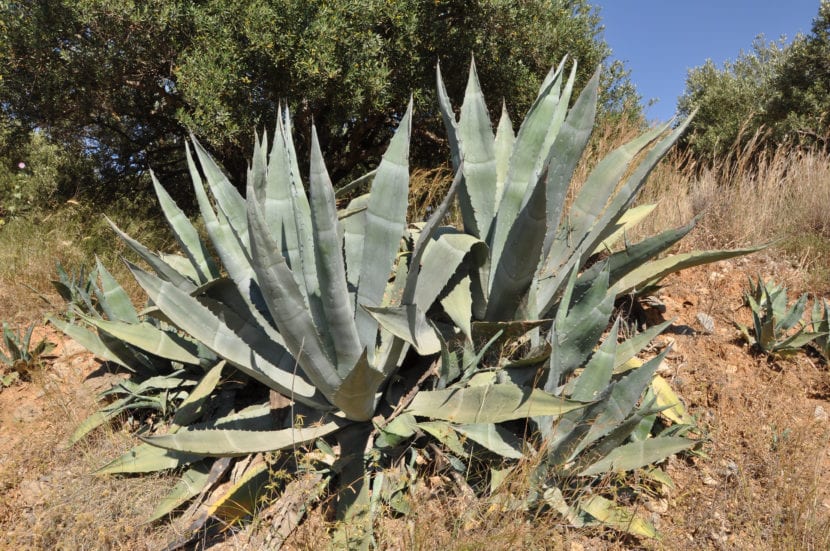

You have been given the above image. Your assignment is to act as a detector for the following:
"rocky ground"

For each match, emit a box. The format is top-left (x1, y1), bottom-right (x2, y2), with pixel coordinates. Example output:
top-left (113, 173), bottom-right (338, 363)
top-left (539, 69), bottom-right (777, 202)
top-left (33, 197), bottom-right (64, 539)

top-left (0, 255), bottom-right (828, 550)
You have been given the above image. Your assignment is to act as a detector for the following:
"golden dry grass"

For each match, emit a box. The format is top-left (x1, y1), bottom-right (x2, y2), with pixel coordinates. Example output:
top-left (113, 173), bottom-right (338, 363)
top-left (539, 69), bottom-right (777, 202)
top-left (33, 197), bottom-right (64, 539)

top-left (636, 143), bottom-right (830, 291)
top-left (0, 202), bottom-right (173, 323)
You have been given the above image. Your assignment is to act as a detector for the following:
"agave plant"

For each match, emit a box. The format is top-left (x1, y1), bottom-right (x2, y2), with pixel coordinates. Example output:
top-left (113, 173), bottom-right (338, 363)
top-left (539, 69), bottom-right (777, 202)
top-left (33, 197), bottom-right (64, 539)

top-left (57, 58), bottom-right (756, 545)
top-left (811, 297), bottom-right (830, 361)
top-left (0, 321), bottom-right (55, 387)
top-left (434, 58), bottom-right (760, 333)
top-left (736, 276), bottom-right (826, 356)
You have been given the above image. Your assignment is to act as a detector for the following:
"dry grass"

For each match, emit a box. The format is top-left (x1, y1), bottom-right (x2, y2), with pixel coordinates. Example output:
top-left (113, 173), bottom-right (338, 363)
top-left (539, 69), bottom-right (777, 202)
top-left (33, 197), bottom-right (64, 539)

top-left (636, 143), bottom-right (830, 291)
top-left (0, 202), bottom-right (173, 323)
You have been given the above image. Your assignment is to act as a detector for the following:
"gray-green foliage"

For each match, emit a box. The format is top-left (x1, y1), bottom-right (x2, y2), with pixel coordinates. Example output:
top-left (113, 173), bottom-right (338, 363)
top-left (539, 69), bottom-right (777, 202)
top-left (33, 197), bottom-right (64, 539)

top-left (679, 2), bottom-right (830, 158)
top-left (55, 58), bottom-right (756, 544)
top-left (736, 276), bottom-right (826, 356)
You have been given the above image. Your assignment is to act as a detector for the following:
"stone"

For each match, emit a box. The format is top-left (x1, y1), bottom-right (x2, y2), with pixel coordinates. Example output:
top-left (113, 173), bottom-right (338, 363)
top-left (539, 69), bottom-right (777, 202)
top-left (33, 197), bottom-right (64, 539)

top-left (696, 312), bottom-right (716, 334)
top-left (12, 403), bottom-right (42, 423)
top-left (814, 405), bottom-right (829, 422)
top-left (646, 498), bottom-right (669, 514)
top-left (19, 477), bottom-right (48, 507)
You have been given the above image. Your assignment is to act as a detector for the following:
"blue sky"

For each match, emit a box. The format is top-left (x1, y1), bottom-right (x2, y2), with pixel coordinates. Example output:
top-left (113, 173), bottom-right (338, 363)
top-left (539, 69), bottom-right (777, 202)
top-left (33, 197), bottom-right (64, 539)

top-left (593, 1), bottom-right (821, 121)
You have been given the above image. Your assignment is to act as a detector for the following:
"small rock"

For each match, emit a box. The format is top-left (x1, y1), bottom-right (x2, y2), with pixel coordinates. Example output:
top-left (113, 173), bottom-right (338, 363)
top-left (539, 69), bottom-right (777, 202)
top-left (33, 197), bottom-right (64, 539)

top-left (19, 478), bottom-right (47, 507)
top-left (725, 364), bottom-right (738, 374)
top-left (702, 475), bottom-right (719, 487)
top-left (61, 339), bottom-right (88, 357)
top-left (656, 360), bottom-right (673, 376)
top-left (723, 460), bottom-right (739, 479)
top-left (13, 404), bottom-right (42, 423)
top-left (696, 312), bottom-right (715, 334)
top-left (814, 405), bottom-right (829, 422)
top-left (646, 498), bottom-right (669, 514)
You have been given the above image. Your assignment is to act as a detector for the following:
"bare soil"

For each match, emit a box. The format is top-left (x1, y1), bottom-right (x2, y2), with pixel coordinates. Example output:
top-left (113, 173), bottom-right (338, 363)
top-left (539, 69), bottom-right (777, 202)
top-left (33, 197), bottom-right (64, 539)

top-left (1, 255), bottom-right (828, 550)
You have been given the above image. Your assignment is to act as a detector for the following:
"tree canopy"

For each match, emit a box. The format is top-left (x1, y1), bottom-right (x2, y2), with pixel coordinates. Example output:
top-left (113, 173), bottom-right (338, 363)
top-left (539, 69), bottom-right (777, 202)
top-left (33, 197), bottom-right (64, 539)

top-left (0, 0), bottom-right (639, 201)
top-left (678, 1), bottom-right (830, 158)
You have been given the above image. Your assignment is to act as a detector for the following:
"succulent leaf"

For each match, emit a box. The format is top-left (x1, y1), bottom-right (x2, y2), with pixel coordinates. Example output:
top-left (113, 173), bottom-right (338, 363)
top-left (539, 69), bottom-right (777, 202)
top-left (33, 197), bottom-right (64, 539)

top-left (144, 420), bottom-right (347, 456)
top-left (354, 101), bottom-right (412, 358)
top-left (407, 383), bottom-right (585, 424)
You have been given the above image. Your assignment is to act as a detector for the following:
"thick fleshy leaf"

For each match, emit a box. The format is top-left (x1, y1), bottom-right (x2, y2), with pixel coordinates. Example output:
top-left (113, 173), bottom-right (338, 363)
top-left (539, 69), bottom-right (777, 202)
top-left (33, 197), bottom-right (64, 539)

top-left (151, 172), bottom-right (219, 284)
top-left (375, 412), bottom-right (418, 448)
top-left (309, 126), bottom-right (362, 373)
top-left (129, 266), bottom-right (329, 409)
top-left (613, 319), bottom-right (672, 371)
top-left (342, 193), bottom-right (370, 310)
top-left (403, 166), bottom-right (465, 304)
top-left (542, 66), bottom-right (600, 261)
top-left (149, 462), bottom-right (212, 522)
top-left (570, 350), bottom-right (667, 459)
top-left (354, 101), bottom-right (412, 357)
top-left (144, 420), bottom-right (348, 456)
top-left (96, 442), bottom-right (203, 475)
top-left (333, 350), bottom-right (384, 421)
top-left (190, 135), bottom-right (249, 249)
top-left (206, 460), bottom-right (270, 521)
top-left (537, 61), bottom-right (576, 167)
top-left (442, 277), bottom-right (474, 341)
top-left (95, 257), bottom-right (139, 324)
top-left (419, 421), bottom-right (467, 456)
top-left (569, 319), bottom-right (619, 402)
top-left (173, 361), bottom-right (226, 426)
top-left (49, 317), bottom-right (133, 370)
top-left (612, 245), bottom-right (766, 295)
top-left (188, 144), bottom-right (255, 293)
top-left (580, 495), bottom-right (658, 539)
top-left (281, 106), bottom-right (317, 287)
top-left (453, 423), bottom-right (524, 459)
top-left (413, 230), bottom-right (486, 311)
top-left (554, 124), bottom-right (667, 259)
top-left (485, 170), bottom-right (547, 321)
top-left (457, 58), bottom-right (498, 239)
top-left (489, 63), bottom-right (569, 267)
top-left (583, 119), bottom-right (696, 260)
top-left (78, 315), bottom-right (201, 365)
top-left (546, 267), bottom-right (614, 391)
top-left (436, 61), bottom-right (461, 170)
top-left (576, 219), bottom-right (697, 299)
top-left (591, 204), bottom-right (656, 255)
top-left (579, 437), bottom-right (695, 476)
top-left (407, 383), bottom-right (585, 424)
top-left (68, 397), bottom-right (133, 444)
top-left (247, 198), bottom-right (341, 400)
top-left (106, 216), bottom-right (196, 292)
top-left (364, 305), bottom-right (440, 356)
top-left (262, 112), bottom-right (305, 278)
top-left (493, 102), bottom-right (514, 206)
top-left (651, 375), bottom-right (694, 425)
